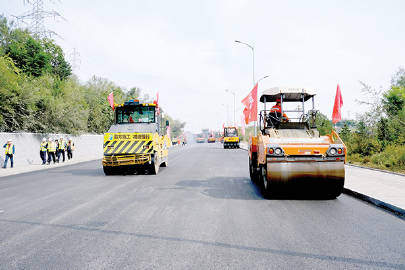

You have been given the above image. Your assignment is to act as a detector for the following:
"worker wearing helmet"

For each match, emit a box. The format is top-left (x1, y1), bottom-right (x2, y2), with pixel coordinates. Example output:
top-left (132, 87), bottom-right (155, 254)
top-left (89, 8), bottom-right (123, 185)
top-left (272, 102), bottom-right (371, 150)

top-left (2, 139), bottom-right (15, 168)
top-left (57, 137), bottom-right (66, 163)
top-left (47, 138), bottom-right (56, 164)
top-left (270, 98), bottom-right (289, 122)
top-left (67, 138), bottom-right (74, 160)
top-left (40, 138), bottom-right (48, 165)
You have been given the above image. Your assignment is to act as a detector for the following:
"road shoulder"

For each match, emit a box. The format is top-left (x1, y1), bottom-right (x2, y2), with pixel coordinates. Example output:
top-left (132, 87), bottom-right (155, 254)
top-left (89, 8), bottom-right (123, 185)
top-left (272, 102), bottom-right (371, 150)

top-left (0, 157), bottom-right (100, 178)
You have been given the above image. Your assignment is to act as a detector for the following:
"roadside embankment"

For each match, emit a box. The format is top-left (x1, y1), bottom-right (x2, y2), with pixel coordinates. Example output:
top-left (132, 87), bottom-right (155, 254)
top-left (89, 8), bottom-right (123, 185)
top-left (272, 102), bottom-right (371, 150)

top-left (0, 133), bottom-right (103, 177)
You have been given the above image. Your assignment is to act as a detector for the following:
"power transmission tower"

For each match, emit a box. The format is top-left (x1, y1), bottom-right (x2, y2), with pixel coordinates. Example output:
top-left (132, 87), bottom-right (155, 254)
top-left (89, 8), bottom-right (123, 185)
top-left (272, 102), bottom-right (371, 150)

top-left (69, 48), bottom-right (81, 71)
top-left (14, 0), bottom-right (63, 39)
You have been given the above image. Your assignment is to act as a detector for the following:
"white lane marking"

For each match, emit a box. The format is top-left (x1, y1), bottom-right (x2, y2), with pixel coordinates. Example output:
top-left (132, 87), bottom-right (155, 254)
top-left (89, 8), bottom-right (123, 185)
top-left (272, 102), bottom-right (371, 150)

top-left (0, 210), bottom-right (4, 214)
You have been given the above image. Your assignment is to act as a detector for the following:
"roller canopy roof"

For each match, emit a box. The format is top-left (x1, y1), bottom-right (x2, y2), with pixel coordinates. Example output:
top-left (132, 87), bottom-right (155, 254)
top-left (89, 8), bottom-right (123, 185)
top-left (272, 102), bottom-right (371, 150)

top-left (259, 87), bottom-right (316, 102)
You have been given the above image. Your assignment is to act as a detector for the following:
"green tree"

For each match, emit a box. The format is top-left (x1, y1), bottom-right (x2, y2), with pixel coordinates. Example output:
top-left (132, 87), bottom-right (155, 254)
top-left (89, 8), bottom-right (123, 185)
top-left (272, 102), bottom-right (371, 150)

top-left (42, 38), bottom-right (72, 80)
top-left (339, 123), bottom-right (351, 142)
top-left (383, 86), bottom-right (405, 116)
top-left (391, 67), bottom-right (405, 87)
top-left (315, 112), bottom-right (332, 135)
top-left (6, 30), bottom-right (51, 77)
top-left (0, 16), bottom-right (14, 55)
top-left (0, 55), bottom-right (21, 131)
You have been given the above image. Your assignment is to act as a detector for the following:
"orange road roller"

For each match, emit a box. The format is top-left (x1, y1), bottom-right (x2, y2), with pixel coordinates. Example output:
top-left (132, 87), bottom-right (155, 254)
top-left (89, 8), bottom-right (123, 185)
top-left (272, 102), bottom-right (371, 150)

top-left (249, 87), bottom-right (346, 198)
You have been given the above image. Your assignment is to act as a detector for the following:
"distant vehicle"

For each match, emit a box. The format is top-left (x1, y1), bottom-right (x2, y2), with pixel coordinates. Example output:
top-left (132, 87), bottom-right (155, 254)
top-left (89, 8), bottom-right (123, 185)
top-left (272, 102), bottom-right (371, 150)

top-left (223, 126), bottom-right (239, 148)
top-left (102, 99), bottom-right (171, 175)
top-left (207, 136), bottom-right (216, 143)
top-left (249, 87), bottom-right (346, 198)
top-left (195, 133), bottom-right (205, 143)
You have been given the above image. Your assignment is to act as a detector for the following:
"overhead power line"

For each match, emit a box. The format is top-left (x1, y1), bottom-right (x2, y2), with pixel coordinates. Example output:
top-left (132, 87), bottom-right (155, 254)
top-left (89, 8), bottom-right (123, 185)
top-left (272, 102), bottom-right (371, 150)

top-left (14, 0), bottom-right (64, 39)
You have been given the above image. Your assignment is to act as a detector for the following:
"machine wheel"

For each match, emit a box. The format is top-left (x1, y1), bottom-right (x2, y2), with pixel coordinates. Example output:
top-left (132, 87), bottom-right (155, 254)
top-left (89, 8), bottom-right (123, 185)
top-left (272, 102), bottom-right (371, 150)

top-left (327, 182), bottom-right (344, 199)
top-left (103, 166), bottom-right (115, 176)
top-left (260, 165), bottom-right (271, 199)
top-left (149, 153), bottom-right (160, 175)
top-left (161, 156), bottom-right (168, 167)
top-left (249, 156), bottom-right (259, 183)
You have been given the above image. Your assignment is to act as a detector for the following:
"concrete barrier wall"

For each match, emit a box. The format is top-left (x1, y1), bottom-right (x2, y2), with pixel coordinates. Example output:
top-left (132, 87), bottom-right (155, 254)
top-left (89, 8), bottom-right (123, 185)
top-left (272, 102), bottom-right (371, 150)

top-left (0, 133), bottom-right (103, 167)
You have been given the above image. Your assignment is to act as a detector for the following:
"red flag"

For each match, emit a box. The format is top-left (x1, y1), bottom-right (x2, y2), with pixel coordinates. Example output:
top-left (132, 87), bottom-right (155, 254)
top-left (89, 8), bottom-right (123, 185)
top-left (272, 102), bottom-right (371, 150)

top-left (240, 114), bottom-right (246, 136)
top-left (243, 107), bottom-right (249, 124)
top-left (241, 83), bottom-right (258, 124)
top-left (153, 92), bottom-right (160, 115)
top-left (332, 84), bottom-right (343, 124)
top-left (107, 91), bottom-right (115, 111)
top-left (166, 125), bottom-right (171, 138)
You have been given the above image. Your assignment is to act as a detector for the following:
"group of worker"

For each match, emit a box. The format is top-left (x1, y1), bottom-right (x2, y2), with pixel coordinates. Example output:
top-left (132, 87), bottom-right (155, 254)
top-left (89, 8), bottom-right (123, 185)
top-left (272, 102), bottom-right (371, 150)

top-left (40, 137), bottom-right (75, 165)
top-left (2, 137), bottom-right (76, 169)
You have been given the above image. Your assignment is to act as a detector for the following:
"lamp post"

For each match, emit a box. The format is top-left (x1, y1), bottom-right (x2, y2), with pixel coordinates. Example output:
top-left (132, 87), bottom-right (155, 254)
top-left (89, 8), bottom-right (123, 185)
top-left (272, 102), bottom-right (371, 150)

top-left (234, 40), bottom-right (255, 86)
top-left (221, 103), bottom-right (230, 125)
top-left (257, 75), bottom-right (270, 84)
top-left (225, 89), bottom-right (236, 126)
top-left (235, 39), bottom-right (256, 135)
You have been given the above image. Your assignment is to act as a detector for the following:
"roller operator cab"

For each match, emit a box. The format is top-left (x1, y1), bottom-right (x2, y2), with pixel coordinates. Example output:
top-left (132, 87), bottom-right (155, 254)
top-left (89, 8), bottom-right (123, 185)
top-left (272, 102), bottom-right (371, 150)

top-left (223, 127), bottom-right (240, 148)
top-left (249, 87), bottom-right (346, 198)
top-left (102, 100), bottom-right (171, 175)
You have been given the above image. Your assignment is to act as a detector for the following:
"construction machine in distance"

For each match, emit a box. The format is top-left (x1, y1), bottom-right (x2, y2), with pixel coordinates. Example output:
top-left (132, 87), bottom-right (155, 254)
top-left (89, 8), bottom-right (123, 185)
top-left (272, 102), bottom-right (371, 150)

top-left (208, 133), bottom-right (216, 143)
top-left (102, 99), bottom-right (171, 175)
top-left (249, 87), bottom-right (346, 198)
top-left (223, 126), bottom-right (240, 148)
top-left (196, 134), bottom-right (206, 143)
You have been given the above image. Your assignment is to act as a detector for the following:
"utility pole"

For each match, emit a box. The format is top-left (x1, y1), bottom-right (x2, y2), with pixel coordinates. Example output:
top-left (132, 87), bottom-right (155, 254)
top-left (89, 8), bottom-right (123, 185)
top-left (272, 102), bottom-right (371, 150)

top-left (69, 48), bottom-right (81, 71)
top-left (225, 89), bottom-right (236, 126)
top-left (15, 0), bottom-right (63, 39)
top-left (235, 40), bottom-right (256, 135)
top-left (235, 40), bottom-right (255, 86)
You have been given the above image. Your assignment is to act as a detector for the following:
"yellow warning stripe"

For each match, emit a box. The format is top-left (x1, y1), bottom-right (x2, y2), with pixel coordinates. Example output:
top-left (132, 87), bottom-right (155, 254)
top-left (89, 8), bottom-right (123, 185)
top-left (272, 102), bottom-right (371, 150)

top-left (103, 140), bottom-right (154, 155)
top-left (104, 141), bottom-right (118, 154)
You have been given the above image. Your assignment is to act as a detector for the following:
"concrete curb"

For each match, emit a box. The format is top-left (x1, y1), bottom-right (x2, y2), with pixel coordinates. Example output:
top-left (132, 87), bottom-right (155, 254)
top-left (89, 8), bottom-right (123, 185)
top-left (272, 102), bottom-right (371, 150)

top-left (343, 188), bottom-right (405, 221)
top-left (239, 143), bottom-right (248, 151)
top-left (347, 164), bottom-right (405, 177)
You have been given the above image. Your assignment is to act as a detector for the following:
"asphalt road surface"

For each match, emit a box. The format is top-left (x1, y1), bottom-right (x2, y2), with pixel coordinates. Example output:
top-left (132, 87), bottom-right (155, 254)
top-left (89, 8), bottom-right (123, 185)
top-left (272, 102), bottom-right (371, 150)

top-left (0, 143), bottom-right (404, 270)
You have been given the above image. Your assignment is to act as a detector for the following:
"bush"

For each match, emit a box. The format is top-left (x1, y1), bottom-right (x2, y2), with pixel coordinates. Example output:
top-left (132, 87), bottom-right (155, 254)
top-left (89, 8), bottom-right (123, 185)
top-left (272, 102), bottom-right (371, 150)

top-left (369, 145), bottom-right (405, 171)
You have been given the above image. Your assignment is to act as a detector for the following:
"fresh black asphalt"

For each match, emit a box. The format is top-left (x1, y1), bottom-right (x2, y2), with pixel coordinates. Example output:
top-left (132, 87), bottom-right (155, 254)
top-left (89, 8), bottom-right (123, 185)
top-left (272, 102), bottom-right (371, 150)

top-left (0, 144), bottom-right (404, 269)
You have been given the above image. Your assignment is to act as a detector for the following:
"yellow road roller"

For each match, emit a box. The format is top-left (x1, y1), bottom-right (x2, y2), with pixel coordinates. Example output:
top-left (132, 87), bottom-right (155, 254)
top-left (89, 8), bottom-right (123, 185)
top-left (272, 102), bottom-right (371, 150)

top-left (223, 126), bottom-right (240, 149)
top-left (249, 87), bottom-right (346, 198)
top-left (103, 99), bottom-right (171, 175)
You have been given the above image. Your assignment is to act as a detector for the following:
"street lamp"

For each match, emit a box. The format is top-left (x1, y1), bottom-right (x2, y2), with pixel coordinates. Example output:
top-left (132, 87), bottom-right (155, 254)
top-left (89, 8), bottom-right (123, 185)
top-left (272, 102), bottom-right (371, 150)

top-left (221, 103), bottom-right (230, 125)
top-left (225, 89), bottom-right (236, 126)
top-left (235, 39), bottom-right (256, 135)
top-left (234, 40), bottom-right (255, 86)
top-left (257, 75), bottom-right (270, 84)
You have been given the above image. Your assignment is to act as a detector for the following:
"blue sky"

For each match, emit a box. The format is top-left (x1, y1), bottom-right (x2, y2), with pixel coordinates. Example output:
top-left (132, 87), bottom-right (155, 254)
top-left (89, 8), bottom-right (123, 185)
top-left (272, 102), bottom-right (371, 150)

top-left (1, 0), bottom-right (404, 132)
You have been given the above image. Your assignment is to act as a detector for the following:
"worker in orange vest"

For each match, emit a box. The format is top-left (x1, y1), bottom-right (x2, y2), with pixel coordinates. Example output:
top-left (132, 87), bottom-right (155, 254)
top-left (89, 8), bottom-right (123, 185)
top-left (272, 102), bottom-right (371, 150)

top-left (270, 98), bottom-right (289, 121)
